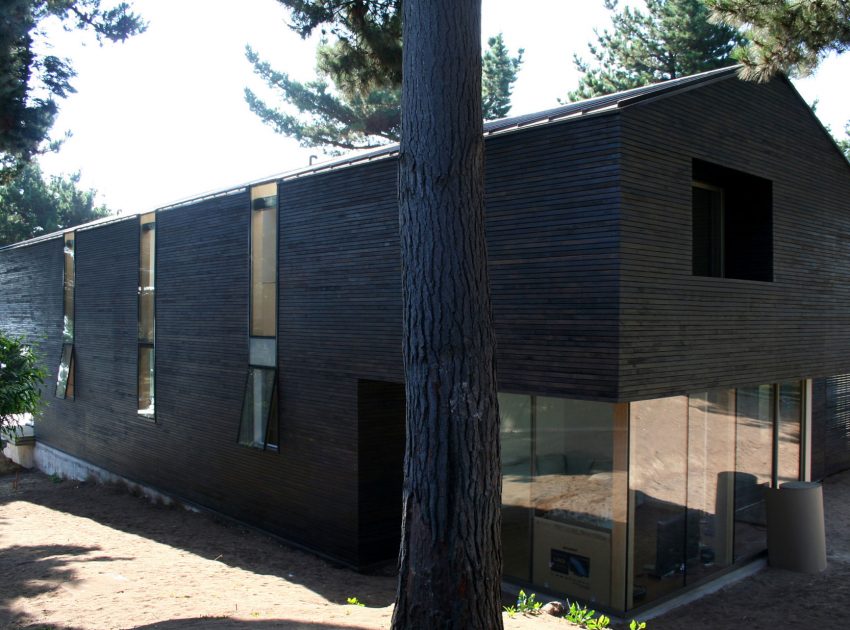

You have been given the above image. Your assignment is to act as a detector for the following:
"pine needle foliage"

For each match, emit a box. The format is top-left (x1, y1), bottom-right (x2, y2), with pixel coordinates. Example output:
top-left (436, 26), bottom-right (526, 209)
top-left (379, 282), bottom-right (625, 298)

top-left (245, 1), bottom-right (523, 150)
top-left (0, 1), bottom-right (146, 181)
top-left (568, 0), bottom-right (744, 102)
top-left (709, 0), bottom-right (850, 81)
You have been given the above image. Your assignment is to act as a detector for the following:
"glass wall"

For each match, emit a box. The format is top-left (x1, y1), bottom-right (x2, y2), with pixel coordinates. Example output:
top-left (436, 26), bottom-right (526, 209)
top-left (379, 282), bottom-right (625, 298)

top-left (777, 381), bottom-right (802, 484)
top-left (500, 394), bottom-right (628, 609)
top-left (734, 385), bottom-right (774, 559)
top-left (627, 382), bottom-right (802, 609)
top-left (138, 213), bottom-right (156, 418)
top-left (629, 396), bottom-right (688, 605)
top-left (504, 382), bottom-right (804, 612)
top-left (686, 390), bottom-right (736, 582)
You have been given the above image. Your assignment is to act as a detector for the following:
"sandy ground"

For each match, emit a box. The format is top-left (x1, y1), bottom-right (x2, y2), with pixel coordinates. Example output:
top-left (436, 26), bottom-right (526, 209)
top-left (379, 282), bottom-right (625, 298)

top-left (1, 462), bottom-right (849, 630)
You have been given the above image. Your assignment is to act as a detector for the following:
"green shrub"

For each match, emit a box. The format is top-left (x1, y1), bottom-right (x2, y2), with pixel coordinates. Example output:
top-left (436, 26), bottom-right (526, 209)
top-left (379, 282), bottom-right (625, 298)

top-left (0, 332), bottom-right (46, 436)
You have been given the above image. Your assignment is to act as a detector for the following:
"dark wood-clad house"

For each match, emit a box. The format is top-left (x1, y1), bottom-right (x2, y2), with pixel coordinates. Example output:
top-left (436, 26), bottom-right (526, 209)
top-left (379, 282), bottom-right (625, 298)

top-left (3, 67), bottom-right (850, 613)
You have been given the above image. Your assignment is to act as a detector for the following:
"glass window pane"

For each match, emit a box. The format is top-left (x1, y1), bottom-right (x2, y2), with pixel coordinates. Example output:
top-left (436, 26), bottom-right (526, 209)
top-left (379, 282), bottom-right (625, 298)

top-left (138, 345), bottom-right (155, 417)
top-left (239, 367), bottom-right (276, 449)
top-left (500, 393), bottom-right (532, 582)
top-left (63, 234), bottom-right (75, 342)
top-left (138, 215), bottom-right (155, 343)
top-left (55, 343), bottom-right (74, 399)
top-left (686, 390), bottom-right (736, 584)
top-left (777, 381), bottom-right (802, 484)
top-left (251, 182), bottom-right (277, 208)
top-left (249, 337), bottom-right (276, 368)
top-left (251, 203), bottom-right (277, 337)
top-left (734, 384), bottom-right (774, 559)
top-left (630, 396), bottom-right (688, 605)
top-left (532, 397), bottom-right (621, 608)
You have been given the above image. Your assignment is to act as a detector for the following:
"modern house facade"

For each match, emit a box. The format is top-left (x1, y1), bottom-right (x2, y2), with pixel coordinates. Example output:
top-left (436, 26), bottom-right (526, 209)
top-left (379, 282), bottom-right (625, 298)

top-left (2, 67), bottom-right (850, 613)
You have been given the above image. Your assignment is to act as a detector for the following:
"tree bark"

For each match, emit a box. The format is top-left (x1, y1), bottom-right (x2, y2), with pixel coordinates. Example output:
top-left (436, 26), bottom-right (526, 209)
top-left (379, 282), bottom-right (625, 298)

top-left (392, 1), bottom-right (502, 628)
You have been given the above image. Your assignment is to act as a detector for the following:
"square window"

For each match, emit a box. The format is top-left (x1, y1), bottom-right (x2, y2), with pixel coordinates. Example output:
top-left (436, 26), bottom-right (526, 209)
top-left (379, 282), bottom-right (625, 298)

top-left (692, 160), bottom-right (772, 281)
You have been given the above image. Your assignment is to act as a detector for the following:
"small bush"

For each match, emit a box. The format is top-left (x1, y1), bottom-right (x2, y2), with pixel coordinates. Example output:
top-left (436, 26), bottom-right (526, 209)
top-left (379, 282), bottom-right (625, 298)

top-left (0, 332), bottom-right (46, 434)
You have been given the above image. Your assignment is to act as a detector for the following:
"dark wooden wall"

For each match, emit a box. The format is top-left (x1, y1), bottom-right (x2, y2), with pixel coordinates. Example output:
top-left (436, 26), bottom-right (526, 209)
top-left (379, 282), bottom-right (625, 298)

top-left (7, 75), bottom-right (848, 570)
top-left (812, 375), bottom-right (850, 480)
top-left (619, 76), bottom-right (850, 400)
top-left (486, 114), bottom-right (621, 401)
top-left (276, 114), bottom-right (622, 564)
top-left (0, 237), bottom-right (63, 393)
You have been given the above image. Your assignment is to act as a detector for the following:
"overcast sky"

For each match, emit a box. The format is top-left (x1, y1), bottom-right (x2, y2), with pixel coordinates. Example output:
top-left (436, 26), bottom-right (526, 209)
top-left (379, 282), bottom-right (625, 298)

top-left (35, 0), bottom-right (850, 214)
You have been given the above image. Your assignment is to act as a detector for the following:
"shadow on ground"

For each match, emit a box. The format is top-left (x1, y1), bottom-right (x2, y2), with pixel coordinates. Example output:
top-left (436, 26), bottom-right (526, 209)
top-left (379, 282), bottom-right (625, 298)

top-left (138, 618), bottom-right (378, 629)
top-left (0, 470), bottom-right (396, 609)
top-left (0, 542), bottom-right (127, 629)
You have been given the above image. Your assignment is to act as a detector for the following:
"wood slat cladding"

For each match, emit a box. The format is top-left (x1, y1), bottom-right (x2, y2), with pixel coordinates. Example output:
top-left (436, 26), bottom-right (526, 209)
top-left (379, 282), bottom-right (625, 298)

top-left (36, 221), bottom-right (138, 463)
top-left (811, 375), bottom-right (850, 479)
top-left (0, 238), bottom-right (63, 389)
top-left (279, 115), bottom-right (621, 565)
top-left (486, 116), bottom-right (621, 400)
top-left (6, 73), bottom-right (850, 571)
top-left (0, 112), bottom-right (623, 568)
top-left (618, 76), bottom-right (850, 400)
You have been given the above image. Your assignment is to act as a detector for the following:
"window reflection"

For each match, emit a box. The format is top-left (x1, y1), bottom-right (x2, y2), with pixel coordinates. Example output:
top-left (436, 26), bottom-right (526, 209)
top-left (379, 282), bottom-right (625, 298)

top-left (630, 396), bottom-right (688, 605)
top-left (239, 183), bottom-right (279, 450)
top-left (238, 367), bottom-right (277, 449)
top-left (686, 390), bottom-right (736, 583)
top-left (734, 385), bottom-right (773, 559)
top-left (500, 394), bottom-right (627, 608)
top-left (777, 381), bottom-right (801, 484)
top-left (137, 213), bottom-right (156, 418)
top-left (56, 233), bottom-right (75, 399)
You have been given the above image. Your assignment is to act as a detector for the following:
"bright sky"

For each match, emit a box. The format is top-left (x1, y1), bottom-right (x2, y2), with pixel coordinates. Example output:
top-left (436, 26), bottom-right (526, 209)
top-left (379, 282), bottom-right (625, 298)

top-left (36, 0), bottom-right (850, 214)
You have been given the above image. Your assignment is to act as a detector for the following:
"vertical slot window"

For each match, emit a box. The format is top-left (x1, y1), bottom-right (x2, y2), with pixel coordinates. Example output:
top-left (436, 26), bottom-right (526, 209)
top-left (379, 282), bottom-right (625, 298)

top-left (56, 233), bottom-right (75, 399)
top-left (239, 183), bottom-right (279, 450)
top-left (251, 183), bottom-right (278, 337)
top-left (138, 213), bottom-right (156, 418)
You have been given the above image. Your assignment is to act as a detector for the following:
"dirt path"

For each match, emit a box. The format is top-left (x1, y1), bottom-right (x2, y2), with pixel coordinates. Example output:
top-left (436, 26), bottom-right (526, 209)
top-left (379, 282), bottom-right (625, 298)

top-left (0, 468), bottom-right (567, 630)
top-left (1, 465), bottom-right (849, 629)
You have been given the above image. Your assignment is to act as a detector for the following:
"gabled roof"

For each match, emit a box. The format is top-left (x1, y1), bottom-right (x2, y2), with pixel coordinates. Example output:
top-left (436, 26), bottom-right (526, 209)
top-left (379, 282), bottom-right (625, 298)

top-left (0, 65), bottom-right (748, 250)
top-left (241, 65), bottom-right (741, 188)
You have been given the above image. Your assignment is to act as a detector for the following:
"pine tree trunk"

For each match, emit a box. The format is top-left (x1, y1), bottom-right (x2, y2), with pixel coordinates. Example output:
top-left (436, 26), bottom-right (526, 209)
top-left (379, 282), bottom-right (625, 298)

top-left (392, 0), bottom-right (503, 628)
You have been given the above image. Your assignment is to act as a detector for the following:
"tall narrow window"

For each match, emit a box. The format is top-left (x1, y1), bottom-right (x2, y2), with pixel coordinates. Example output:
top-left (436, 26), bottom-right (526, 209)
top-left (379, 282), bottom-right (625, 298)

top-left (238, 183), bottom-right (279, 450)
top-left (138, 213), bottom-right (156, 418)
top-left (56, 232), bottom-right (75, 399)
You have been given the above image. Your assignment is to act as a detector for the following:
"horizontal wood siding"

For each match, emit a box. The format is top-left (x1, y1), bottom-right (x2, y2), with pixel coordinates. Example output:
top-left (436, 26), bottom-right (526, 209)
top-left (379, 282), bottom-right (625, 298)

top-left (619, 77), bottom-right (850, 399)
top-left (0, 238), bottom-right (63, 397)
top-left (279, 114), bottom-right (622, 564)
top-left (811, 375), bottom-right (850, 479)
top-left (156, 192), bottom-right (359, 563)
top-left (33, 221), bottom-right (138, 462)
top-left (0, 111), bottom-right (622, 568)
top-left (486, 115), bottom-right (621, 401)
